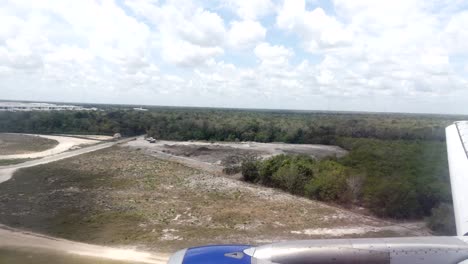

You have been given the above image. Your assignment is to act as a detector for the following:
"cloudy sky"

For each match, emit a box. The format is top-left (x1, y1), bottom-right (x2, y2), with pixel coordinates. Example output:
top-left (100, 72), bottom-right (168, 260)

top-left (1, 0), bottom-right (468, 114)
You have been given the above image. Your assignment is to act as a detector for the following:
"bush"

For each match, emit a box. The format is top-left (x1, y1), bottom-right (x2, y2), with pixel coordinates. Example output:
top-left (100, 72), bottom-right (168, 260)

top-left (426, 203), bottom-right (456, 235)
top-left (305, 160), bottom-right (349, 202)
top-left (241, 155), bottom-right (260, 182)
top-left (271, 164), bottom-right (309, 195)
top-left (258, 155), bottom-right (315, 187)
top-left (258, 154), bottom-right (290, 185)
top-left (364, 179), bottom-right (422, 218)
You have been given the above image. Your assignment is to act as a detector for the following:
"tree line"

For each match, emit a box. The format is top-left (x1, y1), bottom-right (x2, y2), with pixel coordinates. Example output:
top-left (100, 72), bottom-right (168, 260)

top-left (0, 109), bottom-right (460, 142)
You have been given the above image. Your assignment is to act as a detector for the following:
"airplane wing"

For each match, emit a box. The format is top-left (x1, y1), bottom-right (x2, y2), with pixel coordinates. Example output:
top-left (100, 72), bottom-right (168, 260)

top-left (446, 121), bottom-right (468, 236)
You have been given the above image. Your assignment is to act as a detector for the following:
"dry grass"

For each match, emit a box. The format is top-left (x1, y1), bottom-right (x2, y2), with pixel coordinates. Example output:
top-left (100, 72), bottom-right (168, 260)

top-left (0, 158), bottom-right (37, 166)
top-left (0, 134), bottom-right (58, 155)
top-left (0, 146), bottom-right (426, 252)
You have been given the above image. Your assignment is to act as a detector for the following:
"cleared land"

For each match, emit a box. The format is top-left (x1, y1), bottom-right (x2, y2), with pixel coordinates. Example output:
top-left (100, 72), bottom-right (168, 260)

top-left (0, 134), bottom-right (58, 155)
top-left (0, 145), bottom-right (428, 253)
top-left (127, 138), bottom-right (348, 175)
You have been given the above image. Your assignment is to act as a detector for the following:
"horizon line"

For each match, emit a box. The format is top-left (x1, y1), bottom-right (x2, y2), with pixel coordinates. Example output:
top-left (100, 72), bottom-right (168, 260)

top-left (1, 98), bottom-right (467, 117)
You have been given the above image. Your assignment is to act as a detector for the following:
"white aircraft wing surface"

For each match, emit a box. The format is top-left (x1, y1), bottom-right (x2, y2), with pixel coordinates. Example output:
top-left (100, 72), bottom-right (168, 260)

top-left (446, 121), bottom-right (468, 236)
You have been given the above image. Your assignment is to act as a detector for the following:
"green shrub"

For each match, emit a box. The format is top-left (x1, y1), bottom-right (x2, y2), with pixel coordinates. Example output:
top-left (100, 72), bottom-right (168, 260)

top-left (426, 203), bottom-right (456, 235)
top-left (258, 155), bottom-right (315, 191)
top-left (241, 156), bottom-right (260, 182)
top-left (258, 154), bottom-right (290, 184)
top-left (271, 164), bottom-right (309, 195)
top-left (305, 161), bottom-right (349, 202)
top-left (364, 179), bottom-right (422, 218)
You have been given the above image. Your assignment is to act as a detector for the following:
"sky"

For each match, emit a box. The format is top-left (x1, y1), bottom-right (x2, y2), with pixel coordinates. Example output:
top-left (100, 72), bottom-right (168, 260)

top-left (1, 0), bottom-right (468, 114)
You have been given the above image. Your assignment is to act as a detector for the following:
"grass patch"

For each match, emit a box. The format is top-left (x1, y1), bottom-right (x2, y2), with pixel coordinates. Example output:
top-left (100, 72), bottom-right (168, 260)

top-left (0, 133), bottom-right (58, 155)
top-left (0, 158), bottom-right (37, 166)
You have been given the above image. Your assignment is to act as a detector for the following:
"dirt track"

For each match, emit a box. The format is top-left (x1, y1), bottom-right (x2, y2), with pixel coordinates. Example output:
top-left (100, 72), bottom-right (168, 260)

top-left (0, 140), bottom-right (116, 184)
top-left (0, 134), bottom-right (99, 160)
top-left (0, 225), bottom-right (169, 264)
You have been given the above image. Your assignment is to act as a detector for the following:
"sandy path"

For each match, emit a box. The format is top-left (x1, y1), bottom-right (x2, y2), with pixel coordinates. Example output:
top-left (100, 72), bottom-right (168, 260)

top-left (0, 141), bottom-right (117, 184)
top-left (0, 225), bottom-right (169, 264)
top-left (0, 134), bottom-right (99, 159)
top-left (55, 134), bottom-right (115, 141)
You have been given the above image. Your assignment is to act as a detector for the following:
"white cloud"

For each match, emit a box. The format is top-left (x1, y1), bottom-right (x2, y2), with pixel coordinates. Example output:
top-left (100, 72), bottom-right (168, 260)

top-left (227, 20), bottom-right (266, 49)
top-left (161, 40), bottom-right (224, 67)
top-left (254, 42), bottom-right (293, 66)
top-left (225, 0), bottom-right (274, 20)
top-left (126, 0), bottom-right (226, 66)
top-left (444, 11), bottom-right (468, 54)
top-left (0, 15), bottom-right (24, 43)
top-left (274, 0), bottom-right (467, 100)
top-left (277, 1), bottom-right (353, 52)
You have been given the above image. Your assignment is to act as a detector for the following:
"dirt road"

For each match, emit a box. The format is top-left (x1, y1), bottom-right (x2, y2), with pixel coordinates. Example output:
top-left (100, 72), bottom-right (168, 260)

top-left (0, 134), bottom-right (100, 160)
top-left (0, 225), bottom-right (169, 264)
top-left (0, 141), bottom-right (116, 184)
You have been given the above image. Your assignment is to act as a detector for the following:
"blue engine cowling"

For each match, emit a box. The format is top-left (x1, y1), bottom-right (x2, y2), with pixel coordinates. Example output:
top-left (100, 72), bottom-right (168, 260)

top-left (167, 245), bottom-right (253, 264)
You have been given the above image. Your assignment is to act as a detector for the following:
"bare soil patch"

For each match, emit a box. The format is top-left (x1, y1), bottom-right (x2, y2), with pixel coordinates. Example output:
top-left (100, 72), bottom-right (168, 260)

top-left (127, 138), bottom-right (349, 175)
top-left (0, 146), bottom-right (428, 253)
top-left (160, 144), bottom-right (265, 165)
top-left (58, 134), bottom-right (114, 141)
top-left (0, 134), bottom-right (58, 155)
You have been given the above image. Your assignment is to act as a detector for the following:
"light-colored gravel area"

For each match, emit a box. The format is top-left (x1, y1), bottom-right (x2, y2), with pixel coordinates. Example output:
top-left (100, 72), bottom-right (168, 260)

top-left (126, 137), bottom-right (348, 174)
top-left (57, 134), bottom-right (114, 141)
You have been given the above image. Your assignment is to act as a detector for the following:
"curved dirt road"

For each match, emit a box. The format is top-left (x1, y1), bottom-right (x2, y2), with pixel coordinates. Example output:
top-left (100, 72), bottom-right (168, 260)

top-left (0, 141), bottom-right (115, 184)
top-left (0, 225), bottom-right (169, 264)
top-left (0, 134), bottom-right (99, 160)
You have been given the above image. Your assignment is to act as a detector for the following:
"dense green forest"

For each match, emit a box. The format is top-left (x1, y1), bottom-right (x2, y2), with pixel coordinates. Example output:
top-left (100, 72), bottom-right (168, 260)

top-left (0, 109), bottom-right (460, 141)
top-left (1, 107), bottom-right (464, 234)
top-left (240, 139), bottom-right (451, 220)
